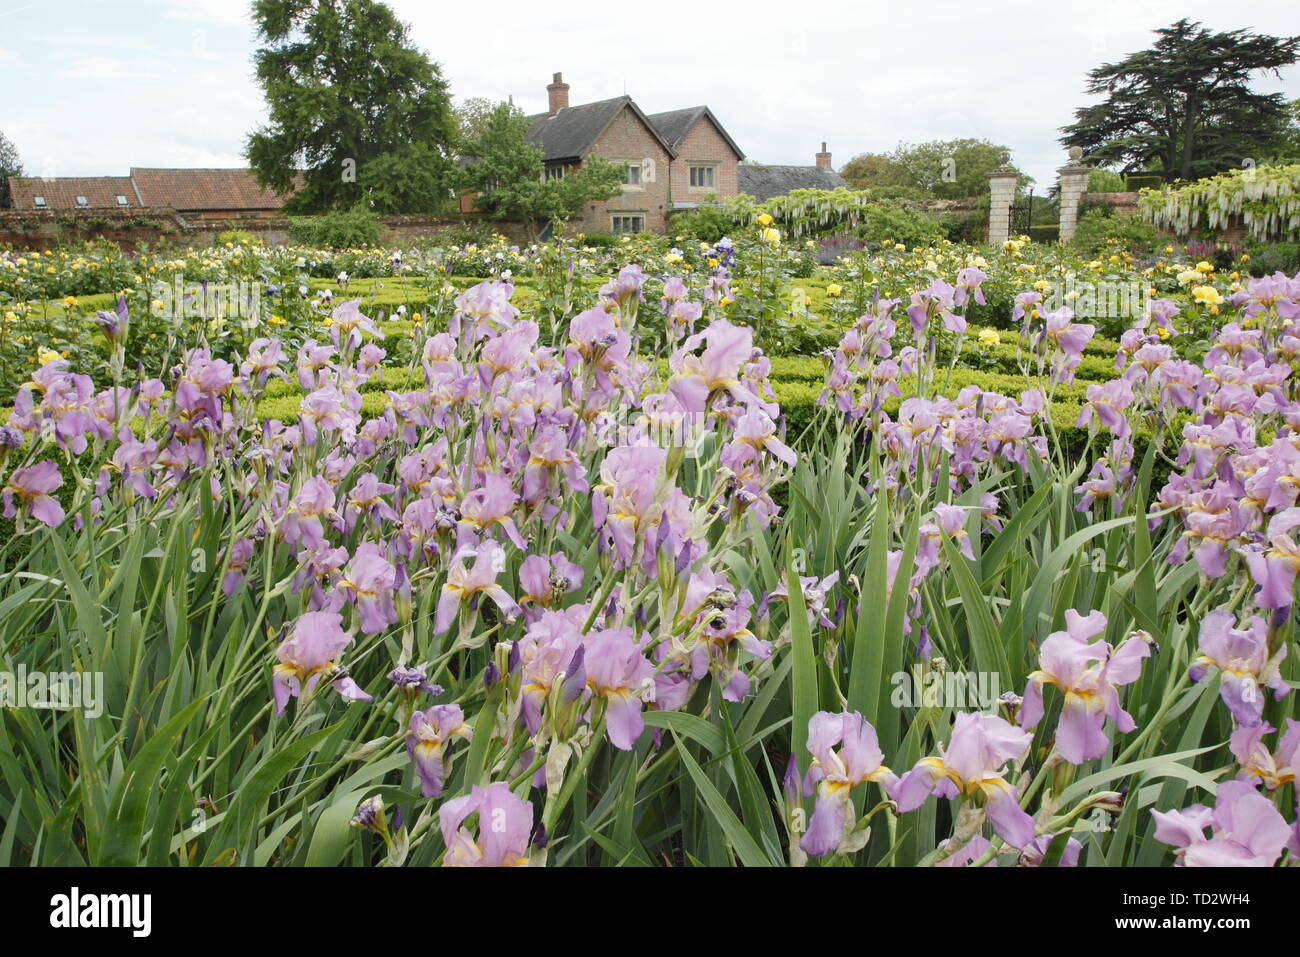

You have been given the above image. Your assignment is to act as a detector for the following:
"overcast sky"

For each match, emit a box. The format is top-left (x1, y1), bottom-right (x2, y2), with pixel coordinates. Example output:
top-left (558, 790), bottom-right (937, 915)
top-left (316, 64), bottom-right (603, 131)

top-left (3, 0), bottom-right (1297, 191)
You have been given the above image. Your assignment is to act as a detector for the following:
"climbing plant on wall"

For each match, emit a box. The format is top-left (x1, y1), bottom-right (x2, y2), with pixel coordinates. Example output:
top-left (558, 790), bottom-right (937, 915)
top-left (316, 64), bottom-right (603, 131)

top-left (1139, 163), bottom-right (1300, 241)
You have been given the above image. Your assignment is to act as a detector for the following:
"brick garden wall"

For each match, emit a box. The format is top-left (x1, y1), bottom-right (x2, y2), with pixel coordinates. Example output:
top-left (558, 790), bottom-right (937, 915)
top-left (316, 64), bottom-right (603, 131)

top-left (0, 207), bottom-right (530, 250)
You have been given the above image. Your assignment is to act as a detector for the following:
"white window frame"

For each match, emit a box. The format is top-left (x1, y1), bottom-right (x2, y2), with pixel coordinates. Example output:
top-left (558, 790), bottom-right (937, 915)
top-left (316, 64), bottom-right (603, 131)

top-left (688, 164), bottom-right (718, 191)
top-left (619, 161), bottom-right (643, 191)
top-left (542, 165), bottom-right (566, 182)
top-left (611, 214), bottom-right (645, 234)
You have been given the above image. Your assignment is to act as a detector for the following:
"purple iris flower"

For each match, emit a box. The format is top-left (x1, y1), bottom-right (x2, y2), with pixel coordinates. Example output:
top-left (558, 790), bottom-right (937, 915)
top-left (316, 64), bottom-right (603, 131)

top-left (1018, 610), bottom-right (1151, 764)
top-left (582, 626), bottom-right (654, 750)
top-left (1188, 611), bottom-right (1289, 725)
top-left (1244, 507), bottom-right (1300, 609)
top-left (893, 712), bottom-right (1035, 849)
top-left (434, 542), bottom-right (520, 635)
top-left (439, 783), bottom-right (534, 867)
top-left (799, 711), bottom-right (897, 858)
top-left (337, 541), bottom-right (399, 635)
top-left (1152, 780), bottom-right (1291, 867)
top-left (406, 704), bottom-right (471, 798)
top-left (2, 460), bottom-right (65, 528)
top-left (1230, 720), bottom-right (1300, 791)
top-left (272, 611), bottom-right (372, 715)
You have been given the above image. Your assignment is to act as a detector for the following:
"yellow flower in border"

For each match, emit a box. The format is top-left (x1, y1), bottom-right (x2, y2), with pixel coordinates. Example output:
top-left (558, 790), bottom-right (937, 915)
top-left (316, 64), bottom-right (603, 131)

top-left (826, 283), bottom-right (842, 297)
top-left (978, 328), bottom-right (1000, 347)
top-left (37, 348), bottom-right (61, 365)
top-left (755, 212), bottom-right (773, 228)
top-left (1195, 260), bottom-right (1214, 273)
top-left (759, 226), bottom-right (781, 244)
top-left (1192, 284), bottom-right (1224, 307)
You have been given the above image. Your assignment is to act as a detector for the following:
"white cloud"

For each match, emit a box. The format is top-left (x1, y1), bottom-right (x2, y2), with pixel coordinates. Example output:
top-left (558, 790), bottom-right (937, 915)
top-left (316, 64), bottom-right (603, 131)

top-left (6, 0), bottom-right (1296, 190)
top-left (59, 57), bottom-right (160, 80)
top-left (162, 0), bottom-right (252, 26)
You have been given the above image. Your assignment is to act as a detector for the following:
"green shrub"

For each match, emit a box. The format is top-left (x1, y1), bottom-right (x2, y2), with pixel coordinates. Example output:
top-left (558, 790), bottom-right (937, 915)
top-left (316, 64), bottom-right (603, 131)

top-left (937, 210), bottom-right (987, 243)
top-left (1071, 209), bottom-right (1158, 256)
top-left (1124, 174), bottom-right (1164, 192)
top-left (1246, 242), bottom-right (1300, 276)
top-left (1028, 224), bottom-right (1060, 244)
top-left (855, 203), bottom-right (944, 248)
top-left (213, 229), bottom-right (262, 247)
top-left (578, 232), bottom-right (618, 248)
top-left (1087, 169), bottom-right (1127, 193)
top-left (287, 205), bottom-right (384, 248)
top-left (671, 205), bottom-right (733, 244)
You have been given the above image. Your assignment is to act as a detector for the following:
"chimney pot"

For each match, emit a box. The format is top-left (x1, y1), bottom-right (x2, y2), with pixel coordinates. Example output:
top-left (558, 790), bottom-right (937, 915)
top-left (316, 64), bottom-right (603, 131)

top-left (547, 72), bottom-right (570, 116)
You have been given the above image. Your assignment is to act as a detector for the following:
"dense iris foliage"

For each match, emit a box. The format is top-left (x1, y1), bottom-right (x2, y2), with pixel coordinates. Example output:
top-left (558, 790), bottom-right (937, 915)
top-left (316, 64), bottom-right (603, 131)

top-left (0, 229), bottom-right (1296, 867)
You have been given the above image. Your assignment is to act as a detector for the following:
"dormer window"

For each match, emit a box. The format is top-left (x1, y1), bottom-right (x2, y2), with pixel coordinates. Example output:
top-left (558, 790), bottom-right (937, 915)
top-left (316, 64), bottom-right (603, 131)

top-left (34, 196), bottom-right (46, 207)
top-left (75, 196), bottom-right (88, 206)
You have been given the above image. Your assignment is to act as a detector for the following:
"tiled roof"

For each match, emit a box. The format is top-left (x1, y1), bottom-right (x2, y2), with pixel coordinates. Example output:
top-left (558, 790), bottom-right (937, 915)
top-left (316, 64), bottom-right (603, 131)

top-left (738, 164), bottom-right (847, 202)
top-left (130, 168), bottom-right (288, 211)
top-left (527, 96), bottom-right (674, 163)
top-left (647, 106), bottom-right (744, 160)
top-left (7, 176), bottom-right (141, 209)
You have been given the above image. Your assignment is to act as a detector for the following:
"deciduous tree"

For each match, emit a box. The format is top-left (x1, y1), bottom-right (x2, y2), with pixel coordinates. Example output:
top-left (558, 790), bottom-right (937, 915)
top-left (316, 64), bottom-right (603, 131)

top-left (245, 0), bottom-right (458, 213)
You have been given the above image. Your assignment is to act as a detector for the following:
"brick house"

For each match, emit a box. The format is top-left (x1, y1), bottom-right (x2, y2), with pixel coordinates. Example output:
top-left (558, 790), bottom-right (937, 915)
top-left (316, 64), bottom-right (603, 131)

top-left (6, 168), bottom-right (288, 217)
top-left (526, 73), bottom-right (745, 235)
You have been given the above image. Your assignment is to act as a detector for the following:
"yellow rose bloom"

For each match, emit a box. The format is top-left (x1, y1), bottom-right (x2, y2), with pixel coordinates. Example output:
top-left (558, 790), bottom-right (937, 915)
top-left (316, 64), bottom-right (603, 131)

top-left (756, 213), bottom-right (773, 227)
top-left (978, 329), bottom-right (1000, 346)
top-left (37, 348), bottom-right (61, 365)
top-left (826, 283), bottom-right (842, 297)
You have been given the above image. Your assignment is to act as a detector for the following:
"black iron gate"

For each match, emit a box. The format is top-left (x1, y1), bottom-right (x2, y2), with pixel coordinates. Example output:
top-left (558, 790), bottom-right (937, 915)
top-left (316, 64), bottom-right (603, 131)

top-left (1008, 189), bottom-right (1034, 237)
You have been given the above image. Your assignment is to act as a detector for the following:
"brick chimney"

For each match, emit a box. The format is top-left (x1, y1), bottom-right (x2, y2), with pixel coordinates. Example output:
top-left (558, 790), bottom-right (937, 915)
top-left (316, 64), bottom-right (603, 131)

top-left (815, 141), bottom-right (832, 170)
top-left (547, 72), bottom-right (570, 116)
